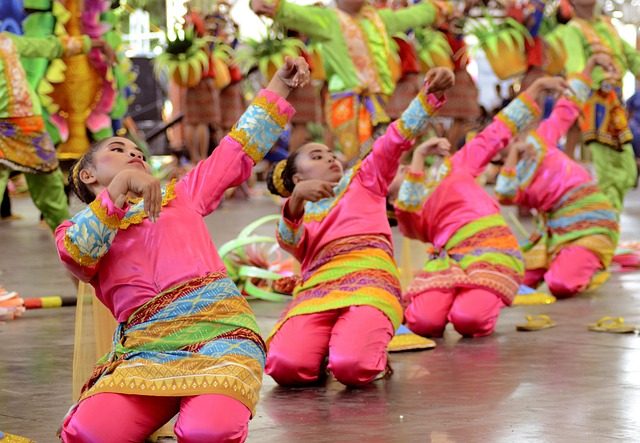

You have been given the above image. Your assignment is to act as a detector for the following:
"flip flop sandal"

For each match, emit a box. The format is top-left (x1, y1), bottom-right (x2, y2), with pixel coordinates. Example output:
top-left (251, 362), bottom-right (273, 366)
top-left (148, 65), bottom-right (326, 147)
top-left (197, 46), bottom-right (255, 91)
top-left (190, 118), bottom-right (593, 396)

top-left (586, 271), bottom-right (611, 292)
top-left (516, 314), bottom-right (557, 331)
top-left (373, 362), bottom-right (394, 381)
top-left (587, 316), bottom-right (637, 334)
top-left (388, 324), bottom-right (437, 352)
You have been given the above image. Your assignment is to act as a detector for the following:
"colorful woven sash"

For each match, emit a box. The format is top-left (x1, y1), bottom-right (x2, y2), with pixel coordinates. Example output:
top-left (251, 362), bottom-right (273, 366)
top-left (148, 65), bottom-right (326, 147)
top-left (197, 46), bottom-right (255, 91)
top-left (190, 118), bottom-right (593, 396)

top-left (406, 214), bottom-right (524, 305)
top-left (79, 273), bottom-right (266, 415)
top-left (523, 183), bottom-right (619, 270)
top-left (267, 235), bottom-right (403, 344)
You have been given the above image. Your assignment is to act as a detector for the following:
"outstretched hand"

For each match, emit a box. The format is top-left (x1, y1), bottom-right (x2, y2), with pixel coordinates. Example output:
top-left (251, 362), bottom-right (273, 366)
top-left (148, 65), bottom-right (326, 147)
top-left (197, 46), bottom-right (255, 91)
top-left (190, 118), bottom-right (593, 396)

top-left (415, 138), bottom-right (451, 159)
top-left (424, 67), bottom-right (455, 95)
top-left (266, 56), bottom-right (310, 99)
top-left (525, 76), bottom-right (569, 101)
top-left (277, 56), bottom-right (311, 89)
top-left (109, 170), bottom-right (162, 222)
top-left (292, 179), bottom-right (336, 203)
top-left (584, 53), bottom-right (619, 81)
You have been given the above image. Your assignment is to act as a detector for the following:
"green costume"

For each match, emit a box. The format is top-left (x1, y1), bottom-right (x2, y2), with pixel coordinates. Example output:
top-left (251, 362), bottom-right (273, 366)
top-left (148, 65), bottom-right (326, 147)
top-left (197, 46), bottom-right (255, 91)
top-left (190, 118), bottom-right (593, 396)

top-left (562, 16), bottom-right (640, 212)
top-left (268, 0), bottom-right (439, 160)
top-left (0, 32), bottom-right (89, 230)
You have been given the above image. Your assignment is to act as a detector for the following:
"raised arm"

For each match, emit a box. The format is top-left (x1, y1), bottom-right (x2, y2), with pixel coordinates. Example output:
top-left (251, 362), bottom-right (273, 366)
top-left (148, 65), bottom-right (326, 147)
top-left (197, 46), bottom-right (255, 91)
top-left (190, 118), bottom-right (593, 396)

top-left (251, 0), bottom-right (335, 41)
top-left (358, 68), bottom-right (452, 195)
top-left (449, 93), bottom-right (541, 177)
top-left (379, 1), bottom-right (441, 36)
top-left (5, 32), bottom-right (92, 60)
top-left (394, 170), bottom-right (430, 242)
top-left (55, 190), bottom-right (126, 282)
top-left (276, 200), bottom-right (308, 262)
top-left (536, 74), bottom-right (592, 146)
top-left (178, 57), bottom-right (308, 216)
top-left (538, 54), bottom-right (614, 146)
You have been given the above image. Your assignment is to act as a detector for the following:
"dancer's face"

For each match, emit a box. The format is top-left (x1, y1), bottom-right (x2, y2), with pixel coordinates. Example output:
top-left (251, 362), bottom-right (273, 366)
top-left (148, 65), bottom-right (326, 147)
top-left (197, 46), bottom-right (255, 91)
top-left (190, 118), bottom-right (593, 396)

top-left (79, 137), bottom-right (150, 188)
top-left (292, 143), bottom-right (344, 185)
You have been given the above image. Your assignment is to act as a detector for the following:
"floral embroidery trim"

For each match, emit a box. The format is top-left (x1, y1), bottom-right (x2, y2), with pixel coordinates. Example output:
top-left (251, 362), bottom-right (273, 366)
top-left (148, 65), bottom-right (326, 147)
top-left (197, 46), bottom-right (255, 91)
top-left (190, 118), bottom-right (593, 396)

top-left (495, 172), bottom-right (518, 201)
top-left (64, 234), bottom-right (100, 267)
top-left (516, 131), bottom-right (547, 191)
top-left (230, 93), bottom-right (290, 164)
top-left (89, 197), bottom-right (123, 230)
top-left (396, 92), bottom-right (440, 140)
top-left (496, 93), bottom-right (540, 135)
top-left (567, 74), bottom-right (592, 104)
top-left (395, 171), bottom-right (428, 213)
top-left (119, 180), bottom-right (177, 229)
top-left (433, 156), bottom-right (452, 184)
top-left (277, 217), bottom-right (304, 246)
top-left (303, 162), bottom-right (363, 223)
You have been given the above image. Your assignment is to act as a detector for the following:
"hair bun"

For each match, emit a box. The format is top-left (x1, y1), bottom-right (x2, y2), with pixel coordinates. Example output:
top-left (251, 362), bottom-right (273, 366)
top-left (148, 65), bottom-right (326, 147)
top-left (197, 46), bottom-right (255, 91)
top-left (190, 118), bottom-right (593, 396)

top-left (271, 160), bottom-right (292, 197)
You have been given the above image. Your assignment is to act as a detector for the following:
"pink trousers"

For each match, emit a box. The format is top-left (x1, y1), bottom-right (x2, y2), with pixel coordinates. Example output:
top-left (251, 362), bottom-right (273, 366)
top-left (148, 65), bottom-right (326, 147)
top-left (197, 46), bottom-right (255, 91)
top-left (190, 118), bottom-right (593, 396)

top-left (60, 393), bottom-right (250, 443)
top-left (523, 246), bottom-right (602, 298)
top-left (266, 305), bottom-right (394, 387)
top-left (405, 288), bottom-right (505, 338)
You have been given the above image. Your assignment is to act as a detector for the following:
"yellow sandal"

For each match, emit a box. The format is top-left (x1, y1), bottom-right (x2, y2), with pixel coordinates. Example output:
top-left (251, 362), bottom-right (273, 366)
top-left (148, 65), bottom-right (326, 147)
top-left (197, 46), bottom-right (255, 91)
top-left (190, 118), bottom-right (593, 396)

top-left (587, 316), bottom-right (637, 334)
top-left (516, 314), bottom-right (557, 331)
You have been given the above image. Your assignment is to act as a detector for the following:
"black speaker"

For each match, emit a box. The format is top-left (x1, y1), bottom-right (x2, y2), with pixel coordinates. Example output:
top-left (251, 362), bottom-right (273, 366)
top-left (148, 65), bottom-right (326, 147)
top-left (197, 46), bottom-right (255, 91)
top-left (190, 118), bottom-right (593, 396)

top-left (129, 56), bottom-right (164, 122)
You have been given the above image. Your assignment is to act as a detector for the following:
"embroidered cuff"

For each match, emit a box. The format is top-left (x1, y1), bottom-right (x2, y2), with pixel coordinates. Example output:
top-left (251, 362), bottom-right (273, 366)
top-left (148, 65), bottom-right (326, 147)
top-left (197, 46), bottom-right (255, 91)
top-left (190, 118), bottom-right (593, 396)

top-left (64, 190), bottom-right (124, 266)
top-left (230, 89), bottom-right (295, 164)
top-left (277, 216), bottom-right (304, 247)
top-left (516, 132), bottom-right (546, 189)
top-left (496, 93), bottom-right (540, 135)
top-left (395, 171), bottom-right (427, 212)
top-left (495, 173), bottom-right (518, 201)
top-left (397, 92), bottom-right (445, 140)
top-left (567, 73), bottom-right (592, 104)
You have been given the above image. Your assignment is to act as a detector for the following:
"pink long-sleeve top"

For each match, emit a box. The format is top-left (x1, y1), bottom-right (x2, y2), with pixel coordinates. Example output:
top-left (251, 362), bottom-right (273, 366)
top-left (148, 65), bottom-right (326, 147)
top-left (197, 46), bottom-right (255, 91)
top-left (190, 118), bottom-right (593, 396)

top-left (55, 90), bottom-right (294, 322)
top-left (276, 91), bottom-right (444, 271)
top-left (394, 92), bottom-right (541, 249)
top-left (495, 75), bottom-right (595, 211)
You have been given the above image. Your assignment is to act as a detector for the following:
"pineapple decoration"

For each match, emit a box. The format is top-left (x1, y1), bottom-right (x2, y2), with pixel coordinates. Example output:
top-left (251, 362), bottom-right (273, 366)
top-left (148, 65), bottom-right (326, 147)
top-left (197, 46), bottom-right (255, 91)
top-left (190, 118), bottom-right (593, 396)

top-left (466, 13), bottom-right (532, 80)
top-left (235, 24), bottom-right (305, 82)
top-left (413, 28), bottom-right (454, 71)
top-left (154, 27), bottom-right (210, 88)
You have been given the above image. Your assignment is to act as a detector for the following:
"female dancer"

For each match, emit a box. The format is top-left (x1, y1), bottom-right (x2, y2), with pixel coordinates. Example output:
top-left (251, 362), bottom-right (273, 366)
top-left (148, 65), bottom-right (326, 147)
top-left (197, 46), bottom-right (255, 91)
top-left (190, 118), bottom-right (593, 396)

top-left (496, 55), bottom-right (619, 297)
top-left (55, 58), bottom-right (309, 442)
top-left (393, 77), bottom-right (571, 338)
top-left (265, 67), bottom-right (454, 387)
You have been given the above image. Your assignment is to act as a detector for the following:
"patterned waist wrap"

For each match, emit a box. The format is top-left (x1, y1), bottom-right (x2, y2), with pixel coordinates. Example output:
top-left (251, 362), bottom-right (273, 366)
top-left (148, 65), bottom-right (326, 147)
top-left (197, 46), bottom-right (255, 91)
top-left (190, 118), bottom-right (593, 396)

top-left (0, 116), bottom-right (59, 173)
top-left (267, 235), bottom-right (403, 344)
top-left (79, 273), bottom-right (266, 415)
top-left (523, 183), bottom-right (619, 270)
top-left (406, 214), bottom-right (524, 306)
top-left (580, 88), bottom-right (632, 151)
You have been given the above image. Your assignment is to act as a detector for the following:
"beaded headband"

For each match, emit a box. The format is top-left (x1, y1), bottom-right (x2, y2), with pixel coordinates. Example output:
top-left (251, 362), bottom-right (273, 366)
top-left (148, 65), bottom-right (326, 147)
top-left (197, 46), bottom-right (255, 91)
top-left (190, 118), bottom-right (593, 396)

top-left (71, 160), bottom-right (82, 190)
top-left (273, 160), bottom-right (291, 197)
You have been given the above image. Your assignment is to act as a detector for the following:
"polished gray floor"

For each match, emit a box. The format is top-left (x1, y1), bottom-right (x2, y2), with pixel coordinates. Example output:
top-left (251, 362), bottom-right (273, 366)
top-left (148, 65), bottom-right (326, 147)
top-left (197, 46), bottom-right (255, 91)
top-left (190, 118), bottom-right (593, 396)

top-left (1, 186), bottom-right (639, 442)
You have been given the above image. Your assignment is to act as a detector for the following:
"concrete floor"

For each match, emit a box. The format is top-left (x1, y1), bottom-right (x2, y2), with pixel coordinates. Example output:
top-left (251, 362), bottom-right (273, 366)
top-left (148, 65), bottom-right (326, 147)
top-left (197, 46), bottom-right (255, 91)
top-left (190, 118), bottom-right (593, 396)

top-left (1, 186), bottom-right (639, 442)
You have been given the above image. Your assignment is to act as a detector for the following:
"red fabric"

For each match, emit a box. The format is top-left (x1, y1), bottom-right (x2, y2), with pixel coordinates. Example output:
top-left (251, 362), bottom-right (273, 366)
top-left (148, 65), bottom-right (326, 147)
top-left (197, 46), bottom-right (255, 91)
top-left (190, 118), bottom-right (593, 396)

top-left (266, 305), bottom-right (394, 386)
top-left (393, 37), bottom-right (420, 75)
top-left (525, 36), bottom-right (544, 68)
top-left (444, 31), bottom-right (467, 70)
